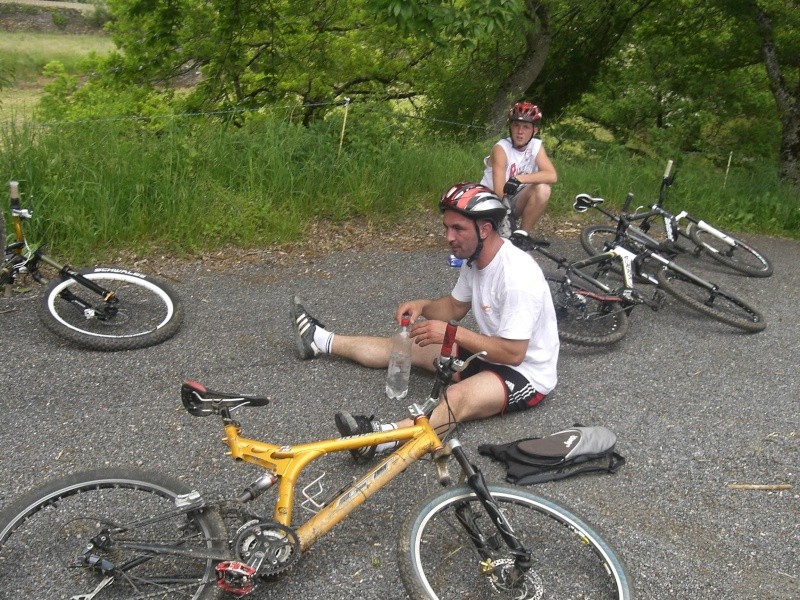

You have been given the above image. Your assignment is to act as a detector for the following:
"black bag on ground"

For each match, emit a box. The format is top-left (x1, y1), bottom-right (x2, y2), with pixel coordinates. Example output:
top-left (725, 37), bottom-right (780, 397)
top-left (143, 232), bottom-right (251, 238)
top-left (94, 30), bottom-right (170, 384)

top-left (477, 425), bottom-right (625, 485)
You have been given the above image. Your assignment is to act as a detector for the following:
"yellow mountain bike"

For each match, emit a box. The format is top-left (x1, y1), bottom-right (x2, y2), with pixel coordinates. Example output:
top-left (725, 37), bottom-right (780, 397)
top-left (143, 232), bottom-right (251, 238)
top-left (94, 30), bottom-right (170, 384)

top-left (0, 323), bottom-right (631, 599)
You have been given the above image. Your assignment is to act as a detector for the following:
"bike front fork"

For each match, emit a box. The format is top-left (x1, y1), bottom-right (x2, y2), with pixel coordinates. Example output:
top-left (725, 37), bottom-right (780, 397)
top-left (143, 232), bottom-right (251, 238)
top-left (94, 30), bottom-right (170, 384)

top-left (449, 441), bottom-right (532, 571)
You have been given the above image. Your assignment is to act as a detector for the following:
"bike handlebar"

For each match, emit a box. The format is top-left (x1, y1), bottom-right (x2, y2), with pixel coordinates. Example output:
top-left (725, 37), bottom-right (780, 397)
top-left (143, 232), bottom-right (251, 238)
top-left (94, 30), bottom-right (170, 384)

top-left (663, 160), bottom-right (673, 180)
top-left (440, 321), bottom-right (457, 360)
top-left (9, 181), bottom-right (20, 210)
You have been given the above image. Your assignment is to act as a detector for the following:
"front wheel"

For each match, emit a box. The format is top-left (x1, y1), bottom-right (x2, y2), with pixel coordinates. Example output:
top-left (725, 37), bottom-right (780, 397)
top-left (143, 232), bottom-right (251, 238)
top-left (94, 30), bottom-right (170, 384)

top-left (547, 276), bottom-right (629, 346)
top-left (655, 267), bottom-right (766, 332)
top-left (36, 267), bottom-right (184, 351)
top-left (688, 225), bottom-right (773, 278)
top-left (399, 484), bottom-right (632, 600)
top-left (0, 467), bottom-right (226, 600)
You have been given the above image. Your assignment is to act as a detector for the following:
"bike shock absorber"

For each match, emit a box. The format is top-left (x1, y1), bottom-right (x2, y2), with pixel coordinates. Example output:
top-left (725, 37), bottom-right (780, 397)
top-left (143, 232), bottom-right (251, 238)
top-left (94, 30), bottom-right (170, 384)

top-left (237, 473), bottom-right (278, 502)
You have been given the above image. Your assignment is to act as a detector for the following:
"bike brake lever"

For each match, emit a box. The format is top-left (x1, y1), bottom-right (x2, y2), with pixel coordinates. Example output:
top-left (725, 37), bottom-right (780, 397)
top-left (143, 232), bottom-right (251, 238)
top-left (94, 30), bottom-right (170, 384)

top-left (453, 351), bottom-right (487, 373)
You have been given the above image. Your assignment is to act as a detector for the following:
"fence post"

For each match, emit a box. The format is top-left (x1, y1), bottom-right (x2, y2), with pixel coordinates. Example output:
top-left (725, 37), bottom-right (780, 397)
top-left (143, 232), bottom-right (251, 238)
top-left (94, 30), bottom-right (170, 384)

top-left (337, 97), bottom-right (351, 161)
top-left (723, 151), bottom-right (733, 189)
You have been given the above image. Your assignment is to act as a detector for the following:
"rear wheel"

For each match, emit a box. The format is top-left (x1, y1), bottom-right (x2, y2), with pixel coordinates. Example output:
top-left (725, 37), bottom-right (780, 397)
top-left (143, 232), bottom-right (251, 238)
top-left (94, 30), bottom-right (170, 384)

top-left (547, 276), bottom-right (629, 346)
top-left (655, 267), bottom-right (766, 332)
top-left (400, 484), bottom-right (632, 599)
top-left (688, 225), bottom-right (773, 277)
top-left (0, 468), bottom-right (225, 600)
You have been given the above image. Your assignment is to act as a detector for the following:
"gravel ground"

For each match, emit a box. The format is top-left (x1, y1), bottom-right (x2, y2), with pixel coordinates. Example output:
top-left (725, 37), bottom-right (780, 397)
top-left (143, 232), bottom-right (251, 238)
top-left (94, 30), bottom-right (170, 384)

top-left (0, 230), bottom-right (797, 599)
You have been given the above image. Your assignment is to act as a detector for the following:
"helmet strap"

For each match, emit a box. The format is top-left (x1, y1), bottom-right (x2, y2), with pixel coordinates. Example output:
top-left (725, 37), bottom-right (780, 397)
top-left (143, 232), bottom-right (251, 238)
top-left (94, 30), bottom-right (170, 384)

top-left (466, 220), bottom-right (484, 267)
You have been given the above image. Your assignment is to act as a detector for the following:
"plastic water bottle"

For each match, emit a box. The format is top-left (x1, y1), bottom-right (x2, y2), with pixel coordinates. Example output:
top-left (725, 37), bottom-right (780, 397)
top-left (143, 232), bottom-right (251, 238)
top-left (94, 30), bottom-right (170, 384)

top-left (448, 254), bottom-right (464, 268)
top-left (386, 313), bottom-right (412, 400)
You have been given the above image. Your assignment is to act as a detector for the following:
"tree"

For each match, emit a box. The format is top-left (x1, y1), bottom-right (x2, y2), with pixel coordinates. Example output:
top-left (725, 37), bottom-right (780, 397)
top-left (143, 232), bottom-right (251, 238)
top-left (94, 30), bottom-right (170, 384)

top-left (747, 1), bottom-right (800, 182)
top-left (102, 0), bottom-right (432, 124)
top-left (373, 0), bottom-right (656, 134)
top-left (575, 1), bottom-right (779, 157)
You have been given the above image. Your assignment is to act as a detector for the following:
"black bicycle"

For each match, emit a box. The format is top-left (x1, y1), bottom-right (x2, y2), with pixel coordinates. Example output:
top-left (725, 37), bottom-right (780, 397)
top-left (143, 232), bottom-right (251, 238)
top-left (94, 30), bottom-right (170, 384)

top-left (494, 183), bottom-right (632, 346)
top-left (573, 191), bottom-right (766, 333)
top-left (1, 181), bottom-right (184, 350)
top-left (580, 160), bottom-right (773, 278)
top-left (509, 236), bottom-right (633, 346)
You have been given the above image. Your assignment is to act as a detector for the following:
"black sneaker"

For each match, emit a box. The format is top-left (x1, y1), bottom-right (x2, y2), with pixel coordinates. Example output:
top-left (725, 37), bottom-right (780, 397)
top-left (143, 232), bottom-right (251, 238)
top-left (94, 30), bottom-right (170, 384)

top-left (335, 412), bottom-right (381, 463)
top-left (290, 295), bottom-right (324, 359)
top-left (509, 229), bottom-right (531, 249)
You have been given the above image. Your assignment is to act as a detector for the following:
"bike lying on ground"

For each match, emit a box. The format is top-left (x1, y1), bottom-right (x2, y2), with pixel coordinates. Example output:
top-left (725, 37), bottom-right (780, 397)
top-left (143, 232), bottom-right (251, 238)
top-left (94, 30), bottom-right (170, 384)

top-left (490, 183), bottom-right (632, 346)
top-left (580, 160), bottom-right (773, 278)
top-left (1, 181), bottom-right (183, 351)
top-left (0, 322), bottom-right (631, 599)
top-left (511, 235), bottom-right (634, 346)
top-left (573, 190), bottom-right (766, 333)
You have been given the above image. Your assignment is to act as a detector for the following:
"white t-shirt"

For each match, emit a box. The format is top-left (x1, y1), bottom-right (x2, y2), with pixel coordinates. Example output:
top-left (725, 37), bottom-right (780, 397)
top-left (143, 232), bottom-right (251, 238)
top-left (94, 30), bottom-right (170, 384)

top-left (451, 239), bottom-right (559, 394)
top-left (480, 137), bottom-right (543, 189)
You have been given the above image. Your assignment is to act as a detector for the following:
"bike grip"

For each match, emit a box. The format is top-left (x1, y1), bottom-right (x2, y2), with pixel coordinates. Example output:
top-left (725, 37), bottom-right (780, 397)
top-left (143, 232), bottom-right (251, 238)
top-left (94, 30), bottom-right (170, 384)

top-left (440, 320), bottom-right (458, 358)
top-left (663, 160), bottom-right (673, 180)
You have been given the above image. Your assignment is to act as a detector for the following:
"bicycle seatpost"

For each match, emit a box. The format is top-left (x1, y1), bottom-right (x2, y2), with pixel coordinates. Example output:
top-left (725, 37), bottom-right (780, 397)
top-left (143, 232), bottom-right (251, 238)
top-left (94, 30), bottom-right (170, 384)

top-left (9, 181), bottom-right (20, 210)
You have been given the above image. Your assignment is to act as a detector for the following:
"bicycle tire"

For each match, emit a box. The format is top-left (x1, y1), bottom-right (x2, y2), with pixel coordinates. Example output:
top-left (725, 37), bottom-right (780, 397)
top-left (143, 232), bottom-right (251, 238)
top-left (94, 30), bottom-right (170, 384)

top-left (0, 467), bottom-right (225, 600)
top-left (36, 267), bottom-right (184, 351)
top-left (688, 225), bottom-right (773, 278)
top-left (655, 267), bottom-right (766, 332)
top-left (547, 276), bottom-right (629, 346)
top-left (399, 484), bottom-right (632, 600)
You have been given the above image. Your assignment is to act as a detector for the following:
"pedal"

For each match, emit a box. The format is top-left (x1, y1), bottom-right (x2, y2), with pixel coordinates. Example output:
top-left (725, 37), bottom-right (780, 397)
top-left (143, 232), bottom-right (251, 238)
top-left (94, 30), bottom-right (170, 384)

top-left (216, 561), bottom-right (257, 596)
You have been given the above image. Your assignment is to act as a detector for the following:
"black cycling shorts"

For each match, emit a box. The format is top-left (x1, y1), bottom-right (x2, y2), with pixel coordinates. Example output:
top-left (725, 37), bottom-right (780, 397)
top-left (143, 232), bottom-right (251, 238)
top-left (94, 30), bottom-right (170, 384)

top-left (457, 348), bottom-right (546, 415)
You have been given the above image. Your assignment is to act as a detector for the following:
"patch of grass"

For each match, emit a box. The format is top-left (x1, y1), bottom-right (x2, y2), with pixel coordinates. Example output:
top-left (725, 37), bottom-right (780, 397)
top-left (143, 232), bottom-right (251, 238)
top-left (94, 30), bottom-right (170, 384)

top-left (0, 31), bottom-right (114, 82)
top-left (0, 86), bottom-right (40, 123)
top-left (1, 114), bottom-right (796, 266)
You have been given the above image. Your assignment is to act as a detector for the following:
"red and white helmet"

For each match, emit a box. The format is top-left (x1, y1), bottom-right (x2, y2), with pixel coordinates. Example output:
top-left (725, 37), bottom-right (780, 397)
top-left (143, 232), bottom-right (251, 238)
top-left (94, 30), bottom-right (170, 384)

top-left (439, 183), bottom-right (508, 229)
top-left (508, 102), bottom-right (542, 124)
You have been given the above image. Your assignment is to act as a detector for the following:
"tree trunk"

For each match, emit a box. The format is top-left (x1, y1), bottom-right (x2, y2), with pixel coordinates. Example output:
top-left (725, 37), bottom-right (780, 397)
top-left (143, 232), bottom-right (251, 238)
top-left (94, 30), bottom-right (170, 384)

top-left (484, 1), bottom-right (552, 135)
top-left (753, 5), bottom-right (800, 183)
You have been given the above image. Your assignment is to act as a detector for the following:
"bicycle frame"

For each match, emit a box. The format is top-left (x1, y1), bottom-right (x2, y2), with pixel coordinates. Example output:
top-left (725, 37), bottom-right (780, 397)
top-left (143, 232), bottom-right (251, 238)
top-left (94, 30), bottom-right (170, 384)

top-left (528, 234), bottom-right (655, 309)
top-left (620, 160), bottom-right (744, 255)
top-left (224, 412), bottom-right (444, 551)
top-left (577, 195), bottom-right (727, 296)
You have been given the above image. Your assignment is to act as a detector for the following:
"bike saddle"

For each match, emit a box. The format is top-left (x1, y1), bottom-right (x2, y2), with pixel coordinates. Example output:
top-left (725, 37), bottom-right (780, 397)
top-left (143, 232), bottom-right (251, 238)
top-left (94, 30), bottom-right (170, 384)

top-left (181, 380), bottom-right (269, 417)
top-left (573, 194), bottom-right (604, 213)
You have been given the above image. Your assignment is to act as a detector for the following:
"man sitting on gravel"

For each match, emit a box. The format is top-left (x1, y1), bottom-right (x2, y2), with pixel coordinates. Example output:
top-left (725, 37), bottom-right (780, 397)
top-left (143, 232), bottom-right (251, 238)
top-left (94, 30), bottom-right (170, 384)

top-left (290, 182), bottom-right (560, 462)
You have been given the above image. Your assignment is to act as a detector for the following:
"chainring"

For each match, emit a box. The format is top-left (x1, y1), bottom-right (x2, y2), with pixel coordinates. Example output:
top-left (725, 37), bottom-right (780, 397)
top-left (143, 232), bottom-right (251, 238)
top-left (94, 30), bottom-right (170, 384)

top-left (233, 520), bottom-right (300, 578)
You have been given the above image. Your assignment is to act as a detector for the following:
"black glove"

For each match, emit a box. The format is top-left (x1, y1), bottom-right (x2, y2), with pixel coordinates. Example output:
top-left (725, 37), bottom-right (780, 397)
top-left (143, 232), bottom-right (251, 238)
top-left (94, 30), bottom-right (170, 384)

top-left (503, 177), bottom-right (524, 197)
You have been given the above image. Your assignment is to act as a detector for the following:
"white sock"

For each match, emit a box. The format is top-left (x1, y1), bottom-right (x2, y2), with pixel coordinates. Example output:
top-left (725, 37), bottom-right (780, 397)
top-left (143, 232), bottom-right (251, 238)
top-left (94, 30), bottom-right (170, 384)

top-left (313, 329), bottom-right (334, 354)
top-left (376, 423), bottom-right (399, 453)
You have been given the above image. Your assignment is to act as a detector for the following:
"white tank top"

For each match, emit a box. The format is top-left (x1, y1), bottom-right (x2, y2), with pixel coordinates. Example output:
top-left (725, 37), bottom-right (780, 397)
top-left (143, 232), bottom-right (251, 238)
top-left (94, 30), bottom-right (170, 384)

top-left (480, 137), bottom-right (542, 189)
